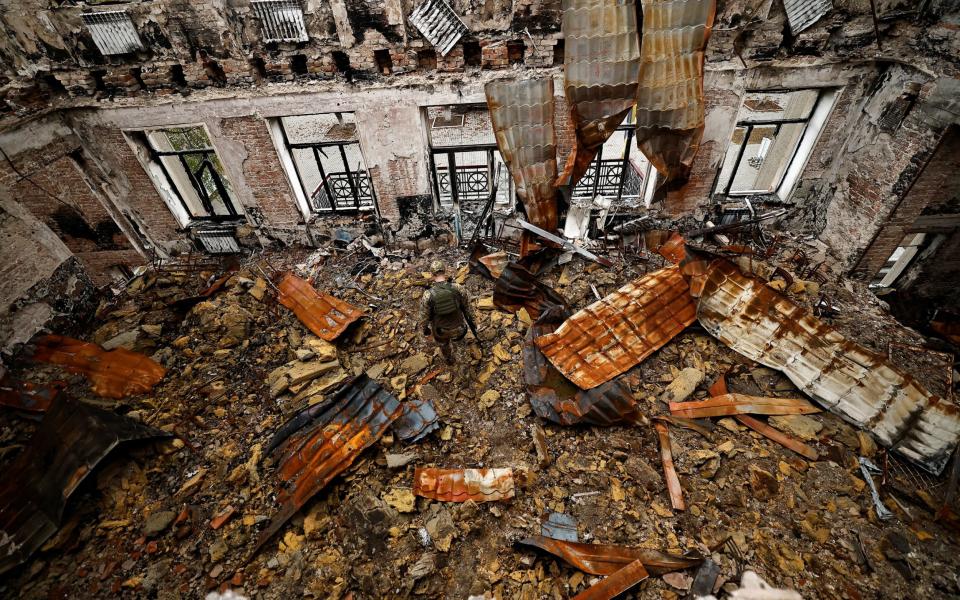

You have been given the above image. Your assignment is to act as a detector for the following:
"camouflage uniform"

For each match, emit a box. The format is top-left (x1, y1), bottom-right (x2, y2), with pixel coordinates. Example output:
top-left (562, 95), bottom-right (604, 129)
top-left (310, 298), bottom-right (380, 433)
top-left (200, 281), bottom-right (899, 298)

top-left (419, 281), bottom-right (478, 364)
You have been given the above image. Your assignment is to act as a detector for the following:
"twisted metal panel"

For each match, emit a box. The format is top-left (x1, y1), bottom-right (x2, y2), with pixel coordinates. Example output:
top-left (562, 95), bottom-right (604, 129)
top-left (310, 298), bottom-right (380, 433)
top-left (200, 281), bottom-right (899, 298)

top-left (413, 468), bottom-right (515, 502)
top-left (560, 0), bottom-right (642, 188)
top-left (485, 78), bottom-right (559, 232)
top-left (277, 273), bottom-right (365, 341)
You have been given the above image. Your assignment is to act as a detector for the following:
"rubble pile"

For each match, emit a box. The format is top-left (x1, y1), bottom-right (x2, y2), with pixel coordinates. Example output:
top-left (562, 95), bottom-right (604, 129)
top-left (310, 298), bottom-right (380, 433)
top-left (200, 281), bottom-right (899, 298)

top-left (0, 235), bottom-right (958, 599)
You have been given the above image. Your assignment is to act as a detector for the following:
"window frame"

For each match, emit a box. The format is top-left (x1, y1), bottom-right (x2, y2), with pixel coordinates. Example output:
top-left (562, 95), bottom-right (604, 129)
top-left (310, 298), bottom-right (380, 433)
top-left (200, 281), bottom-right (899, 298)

top-left (715, 87), bottom-right (839, 201)
top-left (570, 115), bottom-right (658, 207)
top-left (139, 125), bottom-right (242, 225)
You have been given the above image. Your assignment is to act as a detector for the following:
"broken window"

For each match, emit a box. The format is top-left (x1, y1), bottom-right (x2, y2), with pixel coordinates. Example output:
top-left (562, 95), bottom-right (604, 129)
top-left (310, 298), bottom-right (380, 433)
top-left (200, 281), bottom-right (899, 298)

top-left (409, 0), bottom-right (469, 56)
top-left (714, 88), bottom-right (838, 200)
top-left (571, 111), bottom-right (658, 209)
top-left (133, 126), bottom-right (241, 224)
top-left (870, 233), bottom-right (928, 289)
top-left (251, 0), bottom-right (310, 43)
top-left (270, 112), bottom-right (375, 215)
top-left (82, 11), bottom-right (144, 56)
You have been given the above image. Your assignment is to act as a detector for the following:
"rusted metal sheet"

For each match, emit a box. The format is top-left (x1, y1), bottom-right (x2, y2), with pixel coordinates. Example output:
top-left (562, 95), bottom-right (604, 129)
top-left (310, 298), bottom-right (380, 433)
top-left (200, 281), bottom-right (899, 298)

top-left (29, 335), bottom-right (166, 399)
top-left (516, 535), bottom-right (703, 576)
top-left (559, 0), bottom-right (642, 188)
top-left (413, 468), bottom-right (515, 502)
top-left (485, 78), bottom-right (559, 233)
top-left (635, 0), bottom-right (716, 182)
top-left (654, 421), bottom-right (685, 511)
top-left (276, 273), bottom-right (365, 341)
top-left (257, 375), bottom-right (402, 551)
top-left (523, 307), bottom-right (644, 426)
top-left (698, 259), bottom-right (960, 474)
top-left (535, 266), bottom-right (696, 389)
top-left (478, 251), bottom-right (509, 280)
top-left (392, 396), bottom-right (440, 443)
top-left (0, 378), bottom-right (65, 413)
top-left (0, 398), bottom-right (169, 575)
top-left (493, 261), bottom-right (567, 320)
top-left (669, 394), bottom-right (819, 418)
top-left (572, 558), bottom-right (649, 600)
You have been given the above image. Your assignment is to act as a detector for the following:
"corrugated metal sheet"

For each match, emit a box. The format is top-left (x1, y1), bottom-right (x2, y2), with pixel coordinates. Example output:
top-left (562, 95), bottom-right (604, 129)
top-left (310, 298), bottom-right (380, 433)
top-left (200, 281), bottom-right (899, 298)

top-left (251, 0), bottom-right (310, 43)
top-left (392, 396), bottom-right (440, 442)
top-left (408, 0), bottom-right (469, 56)
top-left (0, 398), bottom-right (169, 575)
top-left (523, 308), bottom-right (644, 426)
top-left (560, 0), bottom-right (642, 187)
top-left (195, 229), bottom-right (241, 254)
top-left (276, 273), bottom-right (365, 341)
top-left (0, 379), bottom-right (64, 413)
top-left (669, 393), bottom-right (819, 418)
top-left (516, 535), bottom-right (703, 576)
top-left (81, 11), bottom-right (144, 56)
top-left (256, 375), bottom-right (402, 551)
top-left (535, 266), bottom-right (697, 390)
top-left (485, 78), bottom-right (560, 233)
top-left (413, 468), bottom-right (515, 502)
top-left (635, 0), bottom-right (716, 182)
top-left (29, 335), bottom-right (166, 399)
top-left (783, 0), bottom-right (832, 34)
top-left (697, 259), bottom-right (960, 474)
top-left (493, 262), bottom-right (567, 319)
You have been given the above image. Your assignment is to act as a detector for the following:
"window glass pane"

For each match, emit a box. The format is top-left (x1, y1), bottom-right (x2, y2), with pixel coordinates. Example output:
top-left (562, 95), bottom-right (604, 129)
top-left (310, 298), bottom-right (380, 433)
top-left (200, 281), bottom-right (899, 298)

top-left (739, 90), bottom-right (819, 122)
top-left (148, 127), bottom-right (212, 151)
top-left (727, 123), bottom-right (807, 194)
top-left (159, 154), bottom-right (209, 217)
top-left (282, 113), bottom-right (358, 144)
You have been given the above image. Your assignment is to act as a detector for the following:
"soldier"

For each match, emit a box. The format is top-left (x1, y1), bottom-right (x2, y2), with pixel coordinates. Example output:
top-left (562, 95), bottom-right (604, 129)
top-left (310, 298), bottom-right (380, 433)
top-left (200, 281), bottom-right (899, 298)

top-left (419, 263), bottom-right (479, 364)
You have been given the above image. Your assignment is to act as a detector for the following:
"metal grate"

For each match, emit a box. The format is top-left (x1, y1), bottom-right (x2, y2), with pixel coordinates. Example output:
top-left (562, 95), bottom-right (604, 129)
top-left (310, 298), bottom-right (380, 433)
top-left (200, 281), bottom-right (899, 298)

top-left (409, 0), bottom-right (469, 56)
top-left (251, 0), bottom-right (310, 43)
top-left (782, 0), bottom-right (832, 34)
top-left (195, 229), bottom-right (241, 254)
top-left (81, 11), bottom-right (144, 55)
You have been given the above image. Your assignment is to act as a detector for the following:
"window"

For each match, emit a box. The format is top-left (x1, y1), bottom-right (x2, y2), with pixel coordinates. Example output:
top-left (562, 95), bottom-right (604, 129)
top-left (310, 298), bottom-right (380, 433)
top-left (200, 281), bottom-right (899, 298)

top-left (271, 113), bottom-right (374, 215)
top-left (251, 0), bottom-right (309, 43)
top-left (871, 233), bottom-right (927, 289)
top-left (715, 88), bottom-right (838, 200)
top-left (571, 111), bottom-right (658, 208)
top-left (82, 11), bottom-right (144, 56)
top-left (139, 126), bottom-right (240, 223)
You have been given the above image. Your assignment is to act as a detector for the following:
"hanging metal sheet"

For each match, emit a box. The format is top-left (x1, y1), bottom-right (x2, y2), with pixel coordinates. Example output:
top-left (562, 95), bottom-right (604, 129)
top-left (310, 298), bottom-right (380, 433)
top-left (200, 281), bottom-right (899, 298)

top-left (783, 0), bottom-right (832, 34)
top-left (256, 375), bottom-right (402, 551)
top-left (535, 265), bottom-right (696, 389)
top-left (635, 0), bottom-right (716, 182)
top-left (409, 0), bottom-right (469, 56)
top-left (0, 398), bottom-right (169, 575)
top-left (276, 273), bottom-right (365, 341)
top-left (697, 259), bottom-right (960, 474)
top-left (29, 335), bottom-right (166, 399)
top-left (485, 78), bottom-right (560, 233)
top-left (413, 468), bottom-right (515, 502)
top-left (559, 0), bottom-right (642, 188)
top-left (516, 535), bottom-right (703, 576)
top-left (523, 307), bottom-right (644, 426)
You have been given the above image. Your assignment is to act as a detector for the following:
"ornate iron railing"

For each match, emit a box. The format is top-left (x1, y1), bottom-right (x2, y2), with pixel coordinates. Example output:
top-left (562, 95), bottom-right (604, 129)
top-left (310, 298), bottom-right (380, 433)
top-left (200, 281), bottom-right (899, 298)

top-left (571, 159), bottom-right (644, 200)
top-left (311, 171), bottom-right (374, 212)
top-left (436, 165), bottom-right (491, 204)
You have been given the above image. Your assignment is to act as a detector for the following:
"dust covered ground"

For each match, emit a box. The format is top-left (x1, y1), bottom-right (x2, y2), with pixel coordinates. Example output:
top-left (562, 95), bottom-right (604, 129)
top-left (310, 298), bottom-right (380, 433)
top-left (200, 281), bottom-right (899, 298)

top-left (1, 242), bottom-right (959, 599)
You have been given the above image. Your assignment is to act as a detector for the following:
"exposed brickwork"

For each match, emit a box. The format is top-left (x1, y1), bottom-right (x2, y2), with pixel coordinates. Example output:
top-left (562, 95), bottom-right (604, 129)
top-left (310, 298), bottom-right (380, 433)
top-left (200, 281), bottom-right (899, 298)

top-left (218, 115), bottom-right (303, 228)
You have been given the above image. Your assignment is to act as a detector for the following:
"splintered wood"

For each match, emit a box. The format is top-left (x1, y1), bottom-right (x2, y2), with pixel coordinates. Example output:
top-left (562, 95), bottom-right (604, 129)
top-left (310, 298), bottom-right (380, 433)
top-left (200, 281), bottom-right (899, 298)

top-left (654, 421), bottom-right (685, 511)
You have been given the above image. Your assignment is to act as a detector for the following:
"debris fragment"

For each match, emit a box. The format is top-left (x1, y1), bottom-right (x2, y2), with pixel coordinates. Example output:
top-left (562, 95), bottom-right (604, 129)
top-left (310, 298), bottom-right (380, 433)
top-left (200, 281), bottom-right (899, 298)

top-left (536, 266), bottom-right (696, 389)
top-left (669, 394), bottom-right (820, 418)
top-left (728, 570), bottom-right (803, 599)
top-left (516, 535), bottom-right (703, 575)
top-left (392, 396), bottom-right (440, 443)
top-left (697, 258), bottom-right (960, 473)
top-left (541, 511), bottom-right (578, 542)
top-left (659, 367), bottom-right (704, 404)
top-left (858, 457), bottom-right (894, 520)
top-left (0, 398), bottom-right (169, 575)
top-left (29, 335), bottom-right (166, 399)
top-left (276, 273), bottom-right (365, 341)
top-left (493, 261), bottom-right (567, 319)
top-left (532, 424), bottom-right (552, 467)
top-left (689, 558), bottom-right (721, 599)
top-left (571, 557), bottom-right (648, 600)
top-left (413, 468), bottom-right (515, 502)
top-left (654, 421), bottom-right (686, 511)
top-left (0, 378), bottom-right (64, 413)
top-left (767, 414), bottom-right (823, 441)
top-left (735, 415), bottom-right (819, 461)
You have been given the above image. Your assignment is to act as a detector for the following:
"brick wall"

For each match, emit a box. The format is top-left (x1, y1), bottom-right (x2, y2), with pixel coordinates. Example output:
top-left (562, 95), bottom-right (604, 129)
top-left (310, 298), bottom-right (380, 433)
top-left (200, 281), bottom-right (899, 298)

top-left (219, 115), bottom-right (303, 228)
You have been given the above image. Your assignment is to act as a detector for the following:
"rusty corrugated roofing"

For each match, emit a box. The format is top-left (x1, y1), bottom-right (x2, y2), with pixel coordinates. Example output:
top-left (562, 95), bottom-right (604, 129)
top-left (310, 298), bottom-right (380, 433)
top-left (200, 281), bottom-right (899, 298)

top-left (516, 535), bottom-right (703, 576)
top-left (524, 308), bottom-right (644, 426)
top-left (535, 265), bottom-right (696, 389)
top-left (408, 0), bottom-right (469, 56)
top-left (276, 273), bottom-right (365, 341)
top-left (697, 259), bottom-right (960, 474)
top-left (0, 398), bottom-right (169, 575)
top-left (669, 393), bottom-right (820, 418)
top-left (413, 468), bottom-right (515, 502)
top-left (559, 0), bottom-right (642, 188)
top-left (493, 262), bottom-right (567, 320)
top-left (635, 0), bottom-right (716, 182)
top-left (0, 378), bottom-right (64, 413)
top-left (392, 396), bottom-right (440, 443)
top-left (256, 375), bottom-right (402, 551)
top-left (29, 335), bottom-right (166, 399)
top-left (485, 78), bottom-right (559, 233)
